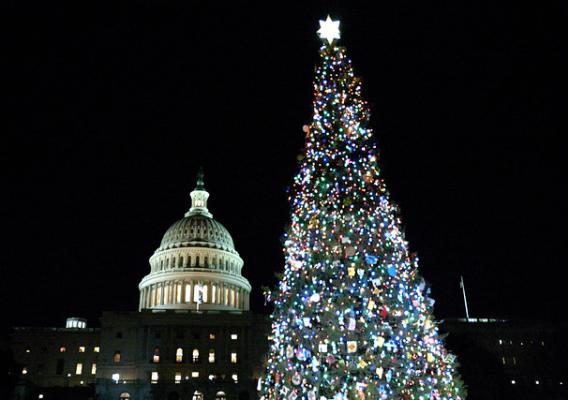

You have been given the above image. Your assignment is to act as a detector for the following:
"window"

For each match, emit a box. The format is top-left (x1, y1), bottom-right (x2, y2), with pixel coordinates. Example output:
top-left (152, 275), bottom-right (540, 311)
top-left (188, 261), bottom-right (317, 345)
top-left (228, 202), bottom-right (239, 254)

top-left (208, 349), bottom-right (215, 363)
top-left (230, 333), bottom-right (238, 340)
top-left (231, 352), bottom-right (238, 364)
top-left (498, 339), bottom-right (503, 345)
top-left (25, 349), bottom-right (31, 353)
top-left (79, 346), bottom-right (85, 353)
top-left (151, 371), bottom-right (159, 383)
top-left (22, 367), bottom-right (28, 375)
top-left (535, 380), bottom-right (540, 385)
top-left (59, 346), bottom-right (66, 353)
top-left (153, 348), bottom-right (160, 363)
top-left (56, 359), bottom-right (64, 375)
top-left (209, 374), bottom-right (216, 381)
top-left (176, 347), bottom-right (183, 363)
top-left (91, 363), bottom-right (97, 375)
top-left (175, 372), bottom-right (182, 384)
top-left (75, 363), bottom-right (83, 375)
top-left (113, 351), bottom-right (121, 363)
top-left (232, 373), bottom-right (238, 383)
top-left (193, 391), bottom-right (204, 400)
top-left (112, 373), bottom-right (120, 383)
top-left (120, 393), bottom-right (130, 399)
top-left (511, 380), bottom-right (516, 385)
top-left (192, 348), bottom-right (199, 363)
top-left (216, 391), bottom-right (227, 400)
top-left (209, 333), bottom-right (216, 340)
top-left (502, 357), bottom-right (506, 365)
top-left (191, 371), bottom-right (199, 378)
top-left (94, 346), bottom-right (100, 353)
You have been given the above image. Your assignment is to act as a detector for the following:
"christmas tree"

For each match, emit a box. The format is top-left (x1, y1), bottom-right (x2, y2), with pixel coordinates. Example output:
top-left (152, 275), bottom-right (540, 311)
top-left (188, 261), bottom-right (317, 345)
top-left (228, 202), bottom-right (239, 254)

top-left (259, 17), bottom-right (466, 400)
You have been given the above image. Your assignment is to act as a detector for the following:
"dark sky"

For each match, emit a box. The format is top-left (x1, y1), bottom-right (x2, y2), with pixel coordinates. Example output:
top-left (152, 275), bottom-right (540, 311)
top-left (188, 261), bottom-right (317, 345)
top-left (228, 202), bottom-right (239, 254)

top-left (2, 1), bottom-right (565, 328)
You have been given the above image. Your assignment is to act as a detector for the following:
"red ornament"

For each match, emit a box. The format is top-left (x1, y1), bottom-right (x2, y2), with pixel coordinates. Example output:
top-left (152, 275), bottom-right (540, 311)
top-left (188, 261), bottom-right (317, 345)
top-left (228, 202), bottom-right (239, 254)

top-left (379, 308), bottom-right (388, 319)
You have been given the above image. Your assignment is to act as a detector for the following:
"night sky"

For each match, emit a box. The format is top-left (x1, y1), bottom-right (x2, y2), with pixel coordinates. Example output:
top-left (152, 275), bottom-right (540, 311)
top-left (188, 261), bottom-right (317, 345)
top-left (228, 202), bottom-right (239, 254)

top-left (2, 2), bottom-right (564, 329)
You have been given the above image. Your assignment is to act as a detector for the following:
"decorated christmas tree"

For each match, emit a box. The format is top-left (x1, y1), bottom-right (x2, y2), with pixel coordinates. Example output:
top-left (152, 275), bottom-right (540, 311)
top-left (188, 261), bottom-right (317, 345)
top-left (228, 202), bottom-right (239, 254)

top-left (259, 17), bottom-right (466, 400)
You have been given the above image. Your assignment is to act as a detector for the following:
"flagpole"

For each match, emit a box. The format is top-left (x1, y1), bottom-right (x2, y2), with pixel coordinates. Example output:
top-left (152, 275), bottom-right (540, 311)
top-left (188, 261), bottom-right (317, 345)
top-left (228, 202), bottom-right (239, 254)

top-left (460, 275), bottom-right (470, 321)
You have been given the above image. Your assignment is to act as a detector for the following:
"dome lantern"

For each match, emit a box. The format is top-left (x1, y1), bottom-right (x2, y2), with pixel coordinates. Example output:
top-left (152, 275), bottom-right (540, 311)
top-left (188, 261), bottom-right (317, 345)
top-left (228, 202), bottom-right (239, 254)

top-left (185, 166), bottom-right (212, 218)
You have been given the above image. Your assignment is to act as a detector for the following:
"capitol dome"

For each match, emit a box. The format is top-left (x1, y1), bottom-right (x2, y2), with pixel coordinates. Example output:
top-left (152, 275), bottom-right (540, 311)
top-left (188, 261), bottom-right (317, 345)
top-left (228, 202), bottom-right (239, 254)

top-left (138, 169), bottom-right (251, 312)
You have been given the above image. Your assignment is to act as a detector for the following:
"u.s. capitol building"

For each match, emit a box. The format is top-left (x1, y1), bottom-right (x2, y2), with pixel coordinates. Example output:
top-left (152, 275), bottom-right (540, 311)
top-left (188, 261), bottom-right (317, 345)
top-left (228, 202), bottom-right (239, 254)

top-left (9, 170), bottom-right (269, 400)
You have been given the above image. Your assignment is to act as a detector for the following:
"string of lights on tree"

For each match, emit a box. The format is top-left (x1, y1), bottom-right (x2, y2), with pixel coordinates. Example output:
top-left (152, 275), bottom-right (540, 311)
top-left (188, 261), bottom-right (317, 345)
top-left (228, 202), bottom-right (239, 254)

top-left (258, 16), bottom-right (466, 400)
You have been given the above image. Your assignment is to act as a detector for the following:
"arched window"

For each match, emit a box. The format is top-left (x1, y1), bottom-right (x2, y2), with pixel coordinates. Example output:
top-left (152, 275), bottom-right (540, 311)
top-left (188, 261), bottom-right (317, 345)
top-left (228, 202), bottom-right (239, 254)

top-left (216, 391), bottom-right (226, 400)
top-left (211, 285), bottom-right (217, 303)
top-left (176, 348), bottom-right (183, 363)
top-left (192, 348), bottom-right (199, 363)
top-left (185, 283), bottom-right (191, 302)
top-left (192, 391), bottom-right (204, 400)
top-left (176, 282), bottom-right (182, 303)
top-left (119, 393), bottom-right (130, 399)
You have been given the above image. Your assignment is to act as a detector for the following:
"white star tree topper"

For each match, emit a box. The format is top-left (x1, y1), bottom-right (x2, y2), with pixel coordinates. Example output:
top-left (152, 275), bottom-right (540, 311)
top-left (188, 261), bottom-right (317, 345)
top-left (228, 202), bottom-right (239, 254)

top-left (317, 16), bottom-right (340, 45)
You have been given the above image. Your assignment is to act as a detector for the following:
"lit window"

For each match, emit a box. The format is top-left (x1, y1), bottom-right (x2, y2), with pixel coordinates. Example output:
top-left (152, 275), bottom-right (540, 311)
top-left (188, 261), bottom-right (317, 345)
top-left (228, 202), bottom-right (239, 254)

top-left (511, 379), bottom-right (516, 385)
top-left (498, 339), bottom-right (503, 345)
top-left (502, 357), bottom-right (506, 365)
top-left (193, 391), bottom-right (204, 400)
top-left (209, 333), bottom-right (216, 340)
top-left (94, 346), bottom-right (100, 353)
top-left (175, 372), bottom-right (182, 384)
top-left (176, 348), bottom-right (183, 363)
top-left (230, 334), bottom-right (238, 340)
top-left (80, 380), bottom-right (84, 385)
top-left (513, 356), bottom-right (517, 365)
top-left (153, 348), bottom-right (160, 363)
top-left (22, 367), bottom-right (28, 375)
top-left (26, 349), bottom-right (31, 353)
top-left (560, 382), bottom-right (564, 386)
top-left (113, 351), bottom-right (121, 363)
top-left (151, 371), bottom-right (159, 383)
top-left (216, 391), bottom-right (226, 400)
top-left (535, 380), bottom-right (540, 385)
top-left (209, 374), bottom-right (216, 381)
top-left (191, 371), bottom-right (199, 378)
top-left (232, 373), bottom-right (238, 383)
top-left (91, 363), bottom-right (97, 375)
top-left (76, 363), bottom-right (83, 375)
top-left (541, 341), bottom-right (545, 346)
top-left (520, 341), bottom-right (524, 346)
top-left (231, 352), bottom-right (237, 364)
top-left (192, 348), bottom-right (199, 363)
top-left (39, 395), bottom-right (44, 399)
top-left (60, 346), bottom-right (66, 353)
top-left (112, 373), bottom-right (120, 383)
top-left (120, 394), bottom-right (130, 399)
top-left (208, 349), bottom-right (215, 363)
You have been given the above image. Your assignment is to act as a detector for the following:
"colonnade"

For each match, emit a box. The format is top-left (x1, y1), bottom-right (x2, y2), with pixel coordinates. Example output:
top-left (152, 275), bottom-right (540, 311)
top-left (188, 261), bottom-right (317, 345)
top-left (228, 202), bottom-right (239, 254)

top-left (139, 280), bottom-right (247, 310)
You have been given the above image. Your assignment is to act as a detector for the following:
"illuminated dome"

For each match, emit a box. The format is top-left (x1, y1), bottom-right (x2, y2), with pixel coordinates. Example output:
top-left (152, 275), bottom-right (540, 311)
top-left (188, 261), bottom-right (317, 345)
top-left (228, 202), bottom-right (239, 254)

top-left (158, 215), bottom-right (236, 254)
top-left (138, 168), bottom-right (251, 312)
